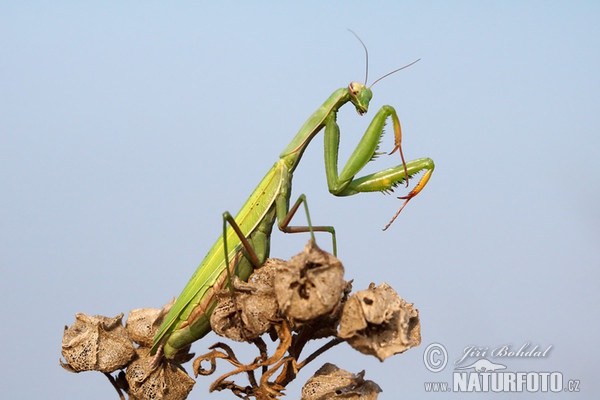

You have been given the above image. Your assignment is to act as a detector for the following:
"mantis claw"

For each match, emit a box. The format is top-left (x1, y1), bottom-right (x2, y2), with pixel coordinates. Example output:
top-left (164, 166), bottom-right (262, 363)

top-left (383, 199), bottom-right (411, 231)
top-left (387, 126), bottom-right (409, 188)
top-left (383, 168), bottom-right (433, 231)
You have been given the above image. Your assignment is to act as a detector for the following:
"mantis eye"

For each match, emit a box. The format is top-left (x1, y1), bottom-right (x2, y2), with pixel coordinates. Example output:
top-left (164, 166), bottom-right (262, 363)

top-left (348, 82), bottom-right (361, 96)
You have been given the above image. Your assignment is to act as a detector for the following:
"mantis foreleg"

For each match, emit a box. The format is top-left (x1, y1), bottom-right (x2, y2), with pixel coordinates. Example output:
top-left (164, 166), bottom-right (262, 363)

top-left (322, 103), bottom-right (435, 229)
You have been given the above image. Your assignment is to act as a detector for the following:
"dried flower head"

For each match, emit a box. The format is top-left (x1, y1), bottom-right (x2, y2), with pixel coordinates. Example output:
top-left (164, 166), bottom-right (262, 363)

top-left (126, 347), bottom-right (195, 400)
top-left (126, 307), bottom-right (164, 347)
top-left (338, 283), bottom-right (421, 361)
top-left (274, 241), bottom-right (345, 326)
top-left (60, 313), bottom-right (135, 373)
top-left (301, 363), bottom-right (382, 400)
top-left (210, 262), bottom-right (280, 342)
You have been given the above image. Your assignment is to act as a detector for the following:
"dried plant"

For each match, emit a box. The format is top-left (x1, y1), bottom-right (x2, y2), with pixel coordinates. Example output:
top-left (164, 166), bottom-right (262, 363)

top-left (61, 241), bottom-right (421, 399)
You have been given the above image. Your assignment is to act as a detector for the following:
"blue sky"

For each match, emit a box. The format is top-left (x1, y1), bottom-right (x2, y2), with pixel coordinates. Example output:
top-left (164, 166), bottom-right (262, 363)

top-left (1, 2), bottom-right (599, 399)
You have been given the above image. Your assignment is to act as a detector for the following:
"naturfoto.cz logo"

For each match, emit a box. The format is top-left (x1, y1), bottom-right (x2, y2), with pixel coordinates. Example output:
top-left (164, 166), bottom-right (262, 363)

top-left (422, 342), bottom-right (580, 393)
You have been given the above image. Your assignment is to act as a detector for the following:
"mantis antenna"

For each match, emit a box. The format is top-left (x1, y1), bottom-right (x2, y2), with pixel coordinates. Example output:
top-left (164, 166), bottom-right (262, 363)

top-left (370, 59), bottom-right (421, 88)
top-left (347, 29), bottom-right (370, 85)
top-left (347, 29), bottom-right (420, 87)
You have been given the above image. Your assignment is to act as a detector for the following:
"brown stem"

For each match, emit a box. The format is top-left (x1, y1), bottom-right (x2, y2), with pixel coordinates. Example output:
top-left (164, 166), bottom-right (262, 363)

top-left (103, 372), bottom-right (125, 400)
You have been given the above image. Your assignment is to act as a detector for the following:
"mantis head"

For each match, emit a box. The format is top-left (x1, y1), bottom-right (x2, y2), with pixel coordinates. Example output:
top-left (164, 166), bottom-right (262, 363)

top-left (347, 30), bottom-right (419, 117)
top-left (348, 81), bottom-right (373, 116)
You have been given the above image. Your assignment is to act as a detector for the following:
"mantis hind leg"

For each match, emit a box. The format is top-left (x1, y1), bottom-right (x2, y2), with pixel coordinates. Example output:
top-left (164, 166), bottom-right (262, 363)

top-left (220, 194), bottom-right (337, 289)
top-left (221, 211), bottom-right (268, 291)
top-left (221, 191), bottom-right (339, 282)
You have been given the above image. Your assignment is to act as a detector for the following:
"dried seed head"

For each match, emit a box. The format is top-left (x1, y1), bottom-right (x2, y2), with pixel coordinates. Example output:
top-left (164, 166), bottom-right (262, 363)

top-left (274, 241), bottom-right (346, 325)
top-left (211, 243), bottom-right (349, 342)
top-left (60, 313), bottom-right (136, 373)
top-left (125, 299), bottom-right (175, 348)
top-left (126, 347), bottom-right (195, 400)
top-left (126, 307), bottom-right (164, 347)
top-left (301, 363), bottom-right (382, 400)
top-left (210, 263), bottom-right (280, 342)
top-left (338, 283), bottom-right (421, 361)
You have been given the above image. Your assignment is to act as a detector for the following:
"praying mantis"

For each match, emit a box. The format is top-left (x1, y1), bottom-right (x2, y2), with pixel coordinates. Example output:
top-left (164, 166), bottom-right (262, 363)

top-left (150, 39), bottom-right (435, 360)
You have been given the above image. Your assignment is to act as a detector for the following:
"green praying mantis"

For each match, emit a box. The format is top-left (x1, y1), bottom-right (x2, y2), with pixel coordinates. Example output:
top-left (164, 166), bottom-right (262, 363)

top-left (150, 39), bottom-right (435, 360)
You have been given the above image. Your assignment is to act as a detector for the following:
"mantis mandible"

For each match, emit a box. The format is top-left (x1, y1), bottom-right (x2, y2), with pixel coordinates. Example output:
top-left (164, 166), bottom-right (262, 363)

top-left (151, 40), bottom-right (435, 360)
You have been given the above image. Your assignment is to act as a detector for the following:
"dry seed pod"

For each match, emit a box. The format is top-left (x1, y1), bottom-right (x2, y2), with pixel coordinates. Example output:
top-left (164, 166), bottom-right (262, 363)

top-left (338, 283), bottom-right (421, 361)
top-left (126, 347), bottom-right (195, 400)
top-left (60, 313), bottom-right (135, 373)
top-left (247, 256), bottom-right (281, 287)
top-left (210, 265), bottom-right (280, 342)
top-left (274, 241), bottom-right (345, 325)
top-left (297, 278), bottom-right (353, 341)
top-left (301, 363), bottom-right (382, 400)
top-left (126, 299), bottom-right (175, 348)
top-left (126, 307), bottom-right (163, 347)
